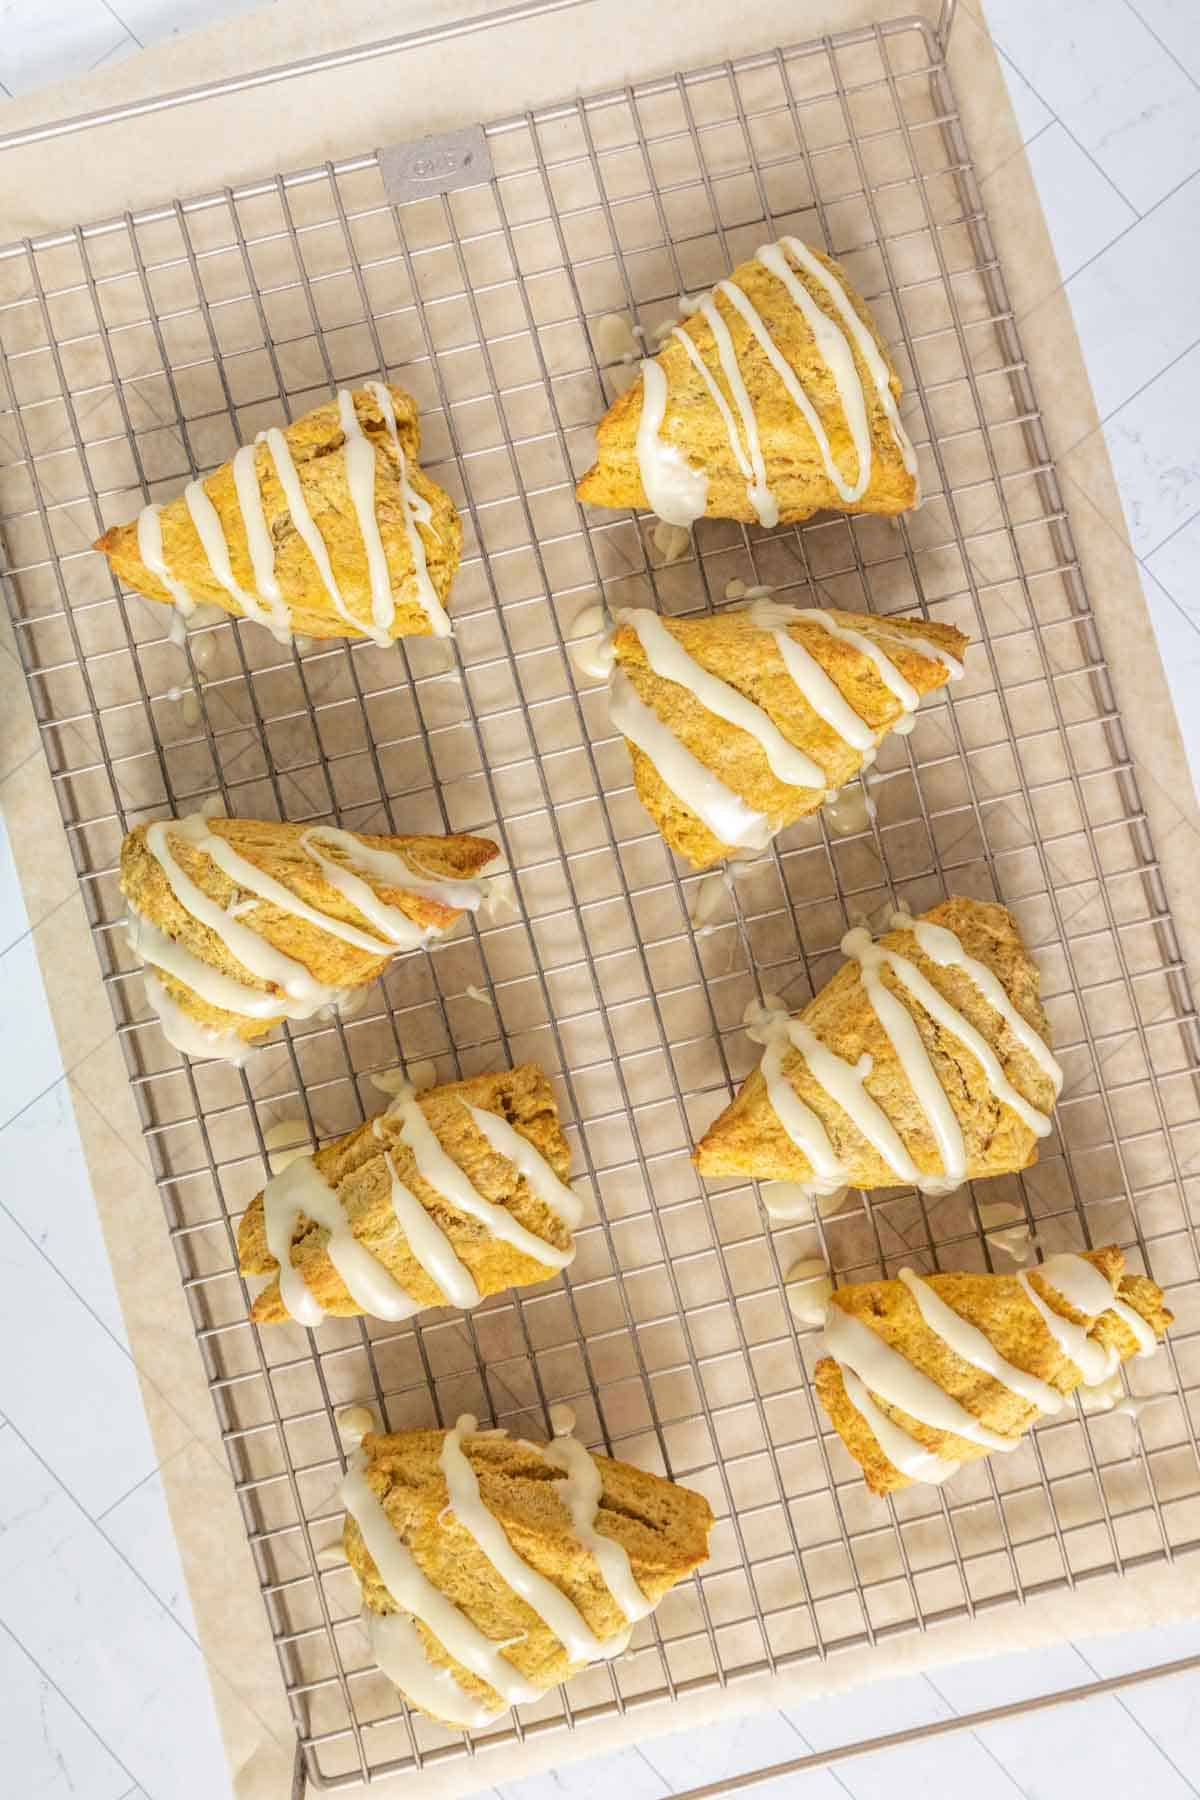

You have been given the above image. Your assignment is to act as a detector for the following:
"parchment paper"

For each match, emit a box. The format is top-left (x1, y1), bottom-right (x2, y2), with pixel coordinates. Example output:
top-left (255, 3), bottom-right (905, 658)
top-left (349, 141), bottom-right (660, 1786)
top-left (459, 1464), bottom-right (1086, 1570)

top-left (1, 2), bottom-right (1197, 1795)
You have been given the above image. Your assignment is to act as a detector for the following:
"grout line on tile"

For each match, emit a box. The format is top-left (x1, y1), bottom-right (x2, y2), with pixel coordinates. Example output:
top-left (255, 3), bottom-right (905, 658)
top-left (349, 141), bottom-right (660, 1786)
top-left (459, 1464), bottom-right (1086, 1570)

top-left (1072, 1644), bottom-right (1200, 1798)
top-left (96, 1), bottom-right (146, 48)
top-left (1138, 496), bottom-right (1200, 571)
top-left (1055, 167), bottom-right (1200, 301)
top-left (0, 1614), bottom-right (140, 1796)
top-left (924, 1672), bottom-right (1033, 1797)
top-left (1098, 327), bottom-right (1200, 431)
top-left (983, 35), bottom-right (1143, 214)
top-left (1139, 555), bottom-right (1200, 643)
top-left (1123, 0), bottom-right (1200, 96)
top-left (94, 1436), bottom-right (194, 1526)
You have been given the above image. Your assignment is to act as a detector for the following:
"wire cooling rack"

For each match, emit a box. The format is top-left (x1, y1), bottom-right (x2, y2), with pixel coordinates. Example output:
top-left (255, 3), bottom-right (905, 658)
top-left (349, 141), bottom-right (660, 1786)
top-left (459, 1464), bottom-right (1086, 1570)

top-left (2, 3), bottom-right (1199, 1792)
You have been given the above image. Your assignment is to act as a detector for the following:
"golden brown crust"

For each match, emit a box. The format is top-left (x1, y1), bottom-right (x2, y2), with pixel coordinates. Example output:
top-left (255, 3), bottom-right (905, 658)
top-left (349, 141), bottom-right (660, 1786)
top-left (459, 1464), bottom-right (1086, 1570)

top-left (120, 815), bottom-right (496, 1047)
top-left (814, 1247), bottom-right (1173, 1494)
top-left (94, 385), bottom-right (461, 640)
top-left (695, 897), bottom-right (1053, 1186)
top-left (345, 1424), bottom-right (714, 1721)
top-left (576, 245), bottom-right (917, 522)
top-left (238, 1064), bottom-right (574, 1323)
top-left (613, 607), bottom-right (967, 868)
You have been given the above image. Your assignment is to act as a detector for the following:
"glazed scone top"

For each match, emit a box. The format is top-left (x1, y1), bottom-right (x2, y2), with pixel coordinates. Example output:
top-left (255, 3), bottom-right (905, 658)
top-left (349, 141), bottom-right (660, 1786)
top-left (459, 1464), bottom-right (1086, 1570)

top-left (696, 897), bottom-right (1059, 1193)
top-left (95, 383), bottom-right (462, 644)
top-left (577, 237), bottom-right (920, 525)
top-left (342, 1417), bottom-right (714, 1727)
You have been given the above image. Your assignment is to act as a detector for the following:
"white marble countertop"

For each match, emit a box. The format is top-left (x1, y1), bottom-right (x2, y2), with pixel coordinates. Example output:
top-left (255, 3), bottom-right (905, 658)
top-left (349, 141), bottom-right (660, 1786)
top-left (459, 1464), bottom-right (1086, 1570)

top-left (0, 2), bottom-right (1198, 1797)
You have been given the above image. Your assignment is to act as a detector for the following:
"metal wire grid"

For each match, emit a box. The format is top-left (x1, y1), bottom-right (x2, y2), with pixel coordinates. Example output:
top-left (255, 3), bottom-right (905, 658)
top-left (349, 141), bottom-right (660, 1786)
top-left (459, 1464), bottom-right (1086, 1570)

top-left (0, 11), bottom-right (1198, 1792)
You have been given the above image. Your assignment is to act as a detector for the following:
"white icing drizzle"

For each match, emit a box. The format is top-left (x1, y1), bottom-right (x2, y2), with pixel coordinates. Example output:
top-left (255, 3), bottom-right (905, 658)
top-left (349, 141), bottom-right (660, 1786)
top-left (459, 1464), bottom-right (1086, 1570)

top-left (127, 907), bottom-right (285, 1019)
top-left (897, 1268), bottom-right (1062, 1412)
top-left (376, 1128), bottom-right (481, 1311)
top-left (141, 970), bottom-right (253, 1064)
top-left (397, 1100), bottom-right (574, 1271)
top-left (823, 1305), bottom-right (1020, 1453)
top-left (368, 1610), bottom-right (500, 1728)
top-left (441, 1417), bottom-right (618, 1661)
top-left (610, 670), bottom-right (772, 851)
top-left (895, 914), bottom-right (1063, 1094)
top-left (305, 826), bottom-right (486, 913)
top-left (776, 236), bottom-right (918, 481)
top-left (231, 444), bottom-right (292, 642)
top-left (841, 1365), bottom-right (961, 1485)
top-left (262, 1153), bottom-right (422, 1326)
top-left (540, 1432), bottom-right (653, 1623)
top-left (1017, 1264), bottom-right (1119, 1386)
top-left (465, 1103), bottom-right (584, 1232)
top-left (748, 600), bottom-right (877, 753)
top-left (1038, 1253), bottom-right (1158, 1359)
top-left (776, 1015), bottom-right (921, 1187)
top-left (756, 1014), bottom-right (846, 1184)
top-left (262, 424), bottom-right (363, 636)
top-left (341, 1456), bottom-right (541, 1705)
top-left (136, 504), bottom-right (197, 616)
top-left (842, 928), bottom-right (965, 1185)
top-left (183, 476), bottom-right (288, 642)
top-left (721, 268), bottom-right (866, 503)
top-left (298, 833), bottom-right (431, 952)
top-left (338, 389), bottom-right (395, 643)
top-left (634, 358), bottom-right (708, 527)
top-left (197, 827), bottom-right (395, 956)
top-left (618, 608), bottom-right (824, 789)
top-left (872, 627), bottom-right (963, 682)
top-left (366, 380), bottom-right (452, 638)
top-left (695, 295), bottom-right (776, 525)
top-left (669, 325), bottom-right (760, 512)
top-left (143, 817), bottom-right (341, 1013)
top-left (800, 609), bottom-right (920, 713)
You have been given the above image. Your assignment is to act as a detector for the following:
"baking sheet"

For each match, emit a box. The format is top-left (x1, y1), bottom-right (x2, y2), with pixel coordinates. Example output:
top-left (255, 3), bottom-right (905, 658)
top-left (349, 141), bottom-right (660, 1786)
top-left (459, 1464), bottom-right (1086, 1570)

top-left (1, 2), bottom-right (1198, 1795)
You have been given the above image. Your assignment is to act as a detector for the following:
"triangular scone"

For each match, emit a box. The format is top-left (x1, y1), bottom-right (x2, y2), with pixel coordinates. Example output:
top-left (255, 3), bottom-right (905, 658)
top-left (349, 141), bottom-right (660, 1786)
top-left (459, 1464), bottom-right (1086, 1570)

top-left (814, 1247), bottom-right (1172, 1494)
top-left (120, 813), bottom-right (496, 1061)
top-left (238, 1064), bottom-right (580, 1326)
top-left (343, 1418), bottom-right (714, 1727)
top-left (609, 602), bottom-right (967, 869)
top-left (95, 384), bottom-right (461, 644)
top-left (696, 897), bottom-right (1059, 1189)
top-left (576, 238), bottom-right (918, 526)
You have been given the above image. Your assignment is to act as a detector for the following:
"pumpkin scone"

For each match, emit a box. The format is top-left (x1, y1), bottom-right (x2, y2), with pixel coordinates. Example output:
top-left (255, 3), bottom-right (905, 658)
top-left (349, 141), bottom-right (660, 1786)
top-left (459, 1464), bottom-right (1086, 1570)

top-left (95, 383), bottom-right (460, 644)
top-left (121, 813), bottom-right (497, 1062)
top-left (342, 1416), bottom-right (714, 1727)
top-left (576, 237), bottom-right (919, 526)
top-left (597, 601), bottom-right (966, 868)
top-left (696, 897), bottom-right (1061, 1194)
top-left (238, 1063), bottom-right (581, 1327)
top-left (815, 1247), bottom-right (1172, 1493)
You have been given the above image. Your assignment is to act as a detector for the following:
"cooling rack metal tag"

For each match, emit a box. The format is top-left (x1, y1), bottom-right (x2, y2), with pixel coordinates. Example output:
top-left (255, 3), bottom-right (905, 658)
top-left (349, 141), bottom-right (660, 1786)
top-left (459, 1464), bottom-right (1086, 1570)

top-left (1, 3), bottom-right (1198, 1793)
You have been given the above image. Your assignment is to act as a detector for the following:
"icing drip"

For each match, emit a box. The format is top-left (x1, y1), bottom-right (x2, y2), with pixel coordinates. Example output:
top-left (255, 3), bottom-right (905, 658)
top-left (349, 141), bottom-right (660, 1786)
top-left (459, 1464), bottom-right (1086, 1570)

top-left (136, 504), bottom-right (197, 616)
top-left (1037, 1252), bottom-right (1158, 1359)
top-left (396, 1100), bottom-right (574, 1271)
top-left (755, 1012), bottom-right (846, 1185)
top-left (440, 1417), bottom-right (619, 1661)
top-left (897, 1268), bottom-right (1062, 1412)
top-left (141, 970), bottom-right (253, 1064)
top-left (375, 1125), bottom-right (480, 1311)
top-left (823, 1305), bottom-right (1020, 1453)
top-left (634, 358), bottom-right (708, 527)
top-left (610, 670), bottom-right (772, 851)
top-left (127, 907), bottom-right (289, 1019)
top-left (366, 380), bottom-right (452, 637)
top-left (368, 1611), bottom-right (500, 1728)
top-left (841, 1367), bottom-right (961, 1483)
top-left (800, 609), bottom-right (920, 713)
top-left (298, 833), bottom-right (433, 952)
top-left (197, 827), bottom-right (396, 956)
top-left (772, 1013), bottom-right (921, 1188)
top-left (618, 608), bottom-right (824, 789)
top-left (342, 1455), bottom-right (541, 1705)
top-left (669, 326), bottom-right (761, 516)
